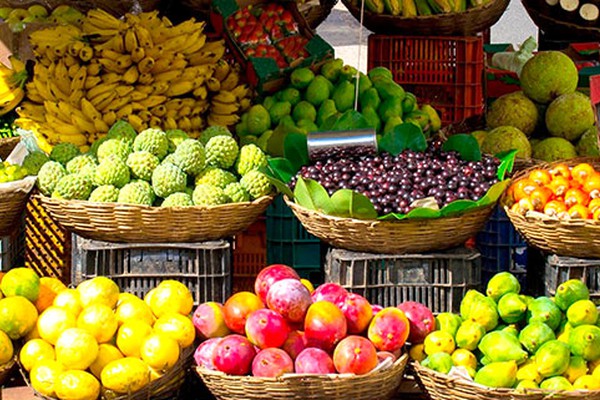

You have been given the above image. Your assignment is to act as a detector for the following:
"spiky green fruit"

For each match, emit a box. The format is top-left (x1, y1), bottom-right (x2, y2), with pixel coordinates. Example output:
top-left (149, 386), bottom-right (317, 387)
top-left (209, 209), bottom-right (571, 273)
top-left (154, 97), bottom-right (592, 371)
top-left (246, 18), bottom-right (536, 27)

top-left (236, 144), bottom-right (267, 176)
top-left (192, 183), bottom-right (230, 206)
top-left (205, 136), bottom-right (239, 169)
top-left (106, 120), bottom-right (137, 145)
top-left (50, 143), bottom-right (80, 166)
top-left (130, 179), bottom-right (155, 203)
top-left (89, 137), bottom-right (109, 157)
top-left (94, 156), bottom-right (130, 188)
top-left (37, 161), bottom-right (67, 196)
top-left (161, 192), bottom-right (194, 207)
top-left (172, 139), bottom-right (206, 175)
top-left (66, 154), bottom-right (97, 175)
top-left (194, 167), bottom-right (237, 189)
top-left (240, 170), bottom-right (273, 200)
top-left (89, 185), bottom-right (119, 203)
top-left (224, 182), bottom-right (250, 203)
top-left (199, 126), bottom-right (232, 145)
top-left (52, 174), bottom-right (92, 200)
top-left (118, 182), bottom-right (153, 206)
top-left (152, 162), bottom-right (186, 198)
top-left (166, 129), bottom-right (189, 152)
top-left (126, 151), bottom-right (160, 181)
top-left (97, 138), bottom-right (131, 162)
top-left (22, 151), bottom-right (49, 175)
top-left (133, 128), bottom-right (169, 160)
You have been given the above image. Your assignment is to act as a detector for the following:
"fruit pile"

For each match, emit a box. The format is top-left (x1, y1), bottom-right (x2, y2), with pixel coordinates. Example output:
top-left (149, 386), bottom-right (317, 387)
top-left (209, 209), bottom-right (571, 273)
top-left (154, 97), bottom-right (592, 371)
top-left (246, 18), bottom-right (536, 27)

top-left (507, 162), bottom-right (600, 220)
top-left (477, 51), bottom-right (597, 162)
top-left (226, 3), bottom-right (308, 69)
top-left (16, 9), bottom-right (253, 153)
top-left (193, 264), bottom-right (433, 377)
top-left (415, 272), bottom-right (600, 391)
top-left (236, 64), bottom-right (441, 153)
top-left (294, 141), bottom-right (500, 215)
top-left (347, 0), bottom-right (483, 17)
top-left (31, 121), bottom-right (274, 206)
top-left (0, 5), bottom-right (83, 32)
top-left (0, 160), bottom-right (30, 183)
top-left (0, 56), bottom-right (27, 117)
top-left (0, 267), bottom-right (196, 400)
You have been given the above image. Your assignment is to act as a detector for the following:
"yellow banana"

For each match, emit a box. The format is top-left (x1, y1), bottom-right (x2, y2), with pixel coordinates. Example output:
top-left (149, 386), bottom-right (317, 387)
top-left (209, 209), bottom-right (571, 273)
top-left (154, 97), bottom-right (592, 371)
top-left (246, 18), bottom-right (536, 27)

top-left (123, 65), bottom-right (139, 84)
top-left (87, 62), bottom-right (101, 77)
top-left (150, 105), bottom-right (166, 117)
top-left (93, 118), bottom-right (110, 133)
top-left (193, 86), bottom-right (208, 100)
top-left (133, 25), bottom-right (154, 48)
top-left (181, 33), bottom-right (207, 55)
top-left (190, 116), bottom-right (204, 131)
top-left (71, 113), bottom-right (96, 135)
top-left (68, 90), bottom-right (84, 105)
top-left (124, 29), bottom-right (138, 53)
top-left (149, 54), bottom-right (175, 74)
top-left (116, 54), bottom-right (133, 70)
top-left (25, 88), bottom-right (43, 104)
top-left (48, 81), bottom-right (69, 102)
top-left (104, 96), bottom-right (132, 112)
top-left (169, 56), bottom-right (188, 71)
top-left (189, 41), bottom-right (226, 66)
top-left (115, 85), bottom-right (134, 97)
top-left (0, 89), bottom-right (24, 116)
top-left (164, 116), bottom-right (178, 130)
top-left (87, 82), bottom-right (119, 100)
top-left (130, 90), bottom-right (149, 101)
top-left (231, 84), bottom-right (252, 100)
top-left (17, 102), bottom-right (46, 122)
top-left (139, 95), bottom-right (167, 108)
top-left (212, 90), bottom-right (237, 104)
top-left (138, 73), bottom-right (153, 85)
top-left (81, 98), bottom-right (102, 121)
top-left (100, 48), bottom-right (122, 61)
top-left (207, 113), bottom-right (239, 126)
top-left (116, 104), bottom-right (133, 119)
top-left (68, 41), bottom-right (85, 57)
top-left (98, 58), bottom-right (125, 74)
top-left (220, 71), bottom-right (240, 92)
top-left (149, 116), bottom-right (162, 128)
top-left (192, 100), bottom-right (210, 115)
top-left (164, 80), bottom-right (194, 97)
top-left (32, 78), bottom-right (54, 101)
top-left (144, 45), bottom-right (165, 60)
top-left (131, 47), bottom-right (145, 64)
top-left (154, 69), bottom-right (182, 83)
top-left (79, 46), bottom-right (94, 62)
top-left (135, 85), bottom-right (154, 95)
top-left (206, 77), bottom-right (221, 92)
top-left (95, 35), bottom-right (125, 53)
top-left (138, 110), bottom-right (152, 122)
top-left (103, 111), bottom-right (117, 126)
top-left (178, 116), bottom-right (192, 131)
top-left (45, 101), bottom-right (71, 123)
top-left (84, 76), bottom-right (103, 90)
top-left (137, 57), bottom-right (155, 74)
top-left (402, 0), bottom-right (418, 16)
top-left (211, 101), bottom-right (239, 115)
top-left (86, 9), bottom-right (126, 30)
top-left (102, 72), bottom-right (121, 84)
top-left (239, 97), bottom-right (252, 112)
top-left (151, 81), bottom-right (169, 95)
top-left (213, 60), bottom-right (231, 82)
top-left (8, 55), bottom-right (25, 73)
top-left (180, 98), bottom-right (196, 108)
top-left (54, 60), bottom-right (71, 94)
top-left (165, 99), bottom-right (183, 111)
top-left (165, 108), bottom-right (178, 119)
top-left (179, 106), bottom-right (191, 117)
top-left (127, 113), bottom-right (145, 132)
top-left (180, 64), bottom-right (214, 81)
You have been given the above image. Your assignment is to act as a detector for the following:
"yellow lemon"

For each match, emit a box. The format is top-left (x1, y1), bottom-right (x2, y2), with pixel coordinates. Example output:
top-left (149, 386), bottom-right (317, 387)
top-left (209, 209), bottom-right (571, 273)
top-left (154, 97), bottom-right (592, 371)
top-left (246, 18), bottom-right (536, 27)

top-left (0, 330), bottom-right (13, 365)
top-left (145, 280), bottom-right (193, 318)
top-left (55, 328), bottom-right (98, 370)
top-left (30, 360), bottom-right (65, 397)
top-left (55, 370), bottom-right (100, 400)
top-left (101, 357), bottom-right (151, 394)
top-left (115, 297), bottom-right (155, 327)
top-left (117, 292), bottom-right (140, 307)
top-left (76, 276), bottom-right (120, 309)
top-left (37, 306), bottom-right (77, 345)
top-left (0, 296), bottom-right (38, 339)
top-left (25, 323), bottom-right (40, 341)
top-left (573, 374), bottom-right (600, 390)
top-left (423, 330), bottom-right (456, 355)
top-left (116, 320), bottom-right (153, 358)
top-left (34, 277), bottom-right (67, 313)
top-left (53, 289), bottom-right (83, 317)
top-left (20, 338), bottom-right (54, 371)
top-left (89, 343), bottom-right (123, 379)
top-left (451, 348), bottom-right (477, 370)
top-left (153, 312), bottom-right (195, 348)
top-left (140, 333), bottom-right (180, 372)
top-left (77, 304), bottom-right (118, 343)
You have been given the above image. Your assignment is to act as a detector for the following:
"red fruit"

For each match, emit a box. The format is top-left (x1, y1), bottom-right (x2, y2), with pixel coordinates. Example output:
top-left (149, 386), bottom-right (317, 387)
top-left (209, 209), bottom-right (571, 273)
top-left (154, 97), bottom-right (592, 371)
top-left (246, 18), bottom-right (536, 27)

top-left (304, 301), bottom-right (347, 353)
top-left (282, 330), bottom-right (306, 361)
top-left (311, 283), bottom-right (348, 305)
top-left (194, 338), bottom-right (222, 370)
top-left (295, 347), bottom-right (335, 374)
top-left (222, 292), bottom-right (264, 335)
top-left (192, 302), bottom-right (230, 339)
top-left (333, 336), bottom-right (378, 375)
top-left (368, 307), bottom-right (410, 352)
top-left (371, 304), bottom-right (383, 315)
top-left (254, 265), bottom-right (300, 304)
top-left (213, 334), bottom-right (256, 375)
top-left (397, 301), bottom-right (435, 344)
top-left (338, 293), bottom-right (373, 334)
top-left (251, 348), bottom-right (294, 377)
top-left (245, 309), bottom-right (289, 349)
top-left (266, 279), bottom-right (312, 323)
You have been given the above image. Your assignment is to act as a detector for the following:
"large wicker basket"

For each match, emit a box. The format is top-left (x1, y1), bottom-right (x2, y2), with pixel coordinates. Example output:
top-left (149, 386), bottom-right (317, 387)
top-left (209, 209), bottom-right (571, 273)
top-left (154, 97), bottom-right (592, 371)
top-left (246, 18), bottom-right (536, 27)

top-left (284, 196), bottom-right (495, 254)
top-left (503, 157), bottom-right (600, 259)
top-left (0, 177), bottom-right (36, 237)
top-left (196, 352), bottom-right (408, 400)
top-left (0, 0), bottom-right (161, 17)
top-left (0, 358), bottom-right (16, 387)
top-left (0, 137), bottom-right (19, 161)
top-left (413, 361), bottom-right (600, 400)
top-left (521, 0), bottom-right (600, 40)
top-left (341, 0), bottom-right (509, 36)
top-left (36, 194), bottom-right (274, 243)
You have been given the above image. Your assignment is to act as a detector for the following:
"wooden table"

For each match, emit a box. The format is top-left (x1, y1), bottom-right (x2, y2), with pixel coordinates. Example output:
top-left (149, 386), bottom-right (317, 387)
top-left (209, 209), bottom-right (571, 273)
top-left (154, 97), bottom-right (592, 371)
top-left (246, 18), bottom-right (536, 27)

top-left (2, 386), bottom-right (36, 400)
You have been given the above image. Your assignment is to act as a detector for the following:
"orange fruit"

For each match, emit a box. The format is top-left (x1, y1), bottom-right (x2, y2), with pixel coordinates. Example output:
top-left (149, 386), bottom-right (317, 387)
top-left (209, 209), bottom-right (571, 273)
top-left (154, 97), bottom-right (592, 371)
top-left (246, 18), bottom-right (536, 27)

top-left (529, 169), bottom-right (552, 186)
top-left (548, 176), bottom-right (570, 197)
top-left (77, 304), bottom-right (118, 343)
top-left (549, 163), bottom-right (571, 179)
top-left (572, 163), bottom-right (596, 183)
top-left (55, 328), bottom-right (99, 370)
top-left (0, 267), bottom-right (40, 302)
top-left (0, 330), bottom-right (13, 365)
top-left (89, 343), bottom-right (123, 379)
top-left (140, 333), bottom-right (180, 371)
top-left (145, 280), bottom-right (193, 318)
top-left (530, 186), bottom-right (553, 211)
top-left (0, 296), bottom-right (38, 339)
top-left (589, 198), bottom-right (600, 213)
top-left (30, 360), bottom-right (65, 397)
top-left (115, 297), bottom-right (155, 327)
top-left (565, 188), bottom-right (590, 208)
top-left (55, 370), bottom-right (100, 400)
top-left (512, 179), bottom-right (538, 202)
top-left (569, 204), bottom-right (591, 219)
top-left (101, 357), bottom-right (151, 394)
top-left (53, 288), bottom-right (83, 317)
top-left (20, 338), bottom-right (54, 371)
top-left (77, 277), bottom-right (120, 309)
top-left (116, 320), bottom-right (153, 358)
top-left (153, 313), bottom-right (195, 348)
top-left (37, 306), bottom-right (77, 345)
top-left (584, 172), bottom-right (600, 197)
top-left (35, 277), bottom-right (67, 313)
top-left (544, 200), bottom-right (567, 217)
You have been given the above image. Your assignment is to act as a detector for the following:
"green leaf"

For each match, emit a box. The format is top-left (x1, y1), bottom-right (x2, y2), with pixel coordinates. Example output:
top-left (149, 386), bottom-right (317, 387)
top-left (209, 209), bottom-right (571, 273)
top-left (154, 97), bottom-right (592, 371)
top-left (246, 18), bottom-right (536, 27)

top-left (293, 178), bottom-right (333, 213)
top-left (495, 149), bottom-right (518, 180)
top-left (378, 123), bottom-right (427, 156)
top-left (405, 207), bottom-right (441, 219)
top-left (378, 212), bottom-right (408, 221)
top-left (266, 158), bottom-right (296, 184)
top-left (440, 200), bottom-right (479, 216)
top-left (477, 179), bottom-right (511, 207)
top-left (330, 189), bottom-right (378, 220)
top-left (284, 133), bottom-right (309, 173)
top-left (331, 110), bottom-right (372, 131)
top-left (442, 134), bottom-right (482, 161)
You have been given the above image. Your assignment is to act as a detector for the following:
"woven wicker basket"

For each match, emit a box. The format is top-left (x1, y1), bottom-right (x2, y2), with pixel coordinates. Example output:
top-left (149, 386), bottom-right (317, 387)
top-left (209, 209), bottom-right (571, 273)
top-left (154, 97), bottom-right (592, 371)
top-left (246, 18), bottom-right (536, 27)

top-left (0, 136), bottom-right (19, 161)
top-left (0, 177), bottom-right (36, 237)
top-left (0, 358), bottom-right (16, 387)
top-left (0, 0), bottom-right (161, 17)
top-left (196, 352), bottom-right (408, 400)
top-left (503, 157), bottom-right (600, 259)
top-left (36, 194), bottom-right (274, 243)
top-left (284, 196), bottom-right (495, 254)
top-left (521, 0), bottom-right (600, 40)
top-left (341, 0), bottom-right (508, 36)
top-left (413, 361), bottom-right (600, 400)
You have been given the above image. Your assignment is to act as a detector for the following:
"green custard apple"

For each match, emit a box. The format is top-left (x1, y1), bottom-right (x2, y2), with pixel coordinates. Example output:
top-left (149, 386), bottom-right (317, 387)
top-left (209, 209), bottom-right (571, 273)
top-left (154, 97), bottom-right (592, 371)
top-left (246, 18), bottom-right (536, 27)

top-left (22, 151), bottom-right (49, 175)
top-left (165, 129), bottom-right (189, 152)
top-left (66, 154), bottom-right (97, 175)
top-left (224, 182), bottom-right (250, 203)
top-left (194, 167), bottom-right (237, 189)
top-left (161, 192), bottom-right (194, 207)
top-left (94, 156), bottom-right (130, 188)
top-left (117, 181), bottom-right (153, 206)
top-left (205, 136), bottom-right (238, 170)
top-left (199, 125), bottom-right (232, 146)
top-left (96, 138), bottom-right (132, 162)
top-left (126, 151), bottom-right (160, 182)
top-left (240, 170), bottom-right (273, 200)
top-left (106, 120), bottom-right (137, 146)
top-left (151, 162), bottom-right (186, 198)
top-left (172, 139), bottom-right (206, 175)
top-left (235, 144), bottom-right (267, 176)
top-left (89, 185), bottom-right (119, 203)
top-left (37, 161), bottom-right (67, 196)
top-left (192, 183), bottom-right (230, 206)
top-left (133, 128), bottom-right (169, 160)
top-left (52, 174), bottom-right (92, 200)
top-left (50, 143), bottom-right (80, 166)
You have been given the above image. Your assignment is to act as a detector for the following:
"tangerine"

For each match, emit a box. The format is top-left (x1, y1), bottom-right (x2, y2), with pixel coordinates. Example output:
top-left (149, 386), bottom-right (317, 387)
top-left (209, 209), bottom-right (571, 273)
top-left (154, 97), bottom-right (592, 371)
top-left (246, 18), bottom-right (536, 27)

top-left (34, 277), bottom-right (67, 313)
top-left (0, 296), bottom-right (38, 339)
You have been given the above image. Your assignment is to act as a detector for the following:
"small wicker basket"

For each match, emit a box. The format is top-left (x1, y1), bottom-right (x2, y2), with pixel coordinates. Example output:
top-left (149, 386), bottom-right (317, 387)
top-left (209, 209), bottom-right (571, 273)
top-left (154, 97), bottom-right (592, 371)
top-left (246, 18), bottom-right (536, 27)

top-left (36, 194), bottom-right (274, 243)
top-left (0, 358), bottom-right (16, 387)
top-left (284, 196), bottom-right (495, 254)
top-left (0, 0), bottom-right (161, 17)
top-left (413, 361), bottom-right (600, 400)
top-left (0, 136), bottom-right (19, 161)
top-left (340, 0), bottom-right (509, 36)
top-left (0, 177), bottom-right (36, 237)
top-left (521, 0), bottom-right (600, 40)
top-left (502, 157), bottom-right (600, 259)
top-left (196, 352), bottom-right (408, 400)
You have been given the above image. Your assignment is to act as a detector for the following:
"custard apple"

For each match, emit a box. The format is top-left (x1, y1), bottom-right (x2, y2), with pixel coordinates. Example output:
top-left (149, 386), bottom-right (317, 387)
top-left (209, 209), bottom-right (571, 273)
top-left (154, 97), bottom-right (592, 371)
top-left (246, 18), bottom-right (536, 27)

top-left (66, 154), bottom-right (97, 175)
top-left (200, 126), bottom-right (232, 145)
top-left (133, 128), bottom-right (169, 160)
top-left (127, 151), bottom-right (160, 181)
top-left (94, 156), bottom-right (130, 188)
top-left (205, 136), bottom-right (239, 169)
top-left (240, 170), bottom-right (273, 200)
top-left (194, 167), bottom-right (237, 189)
top-left (118, 182), bottom-right (153, 206)
top-left (152, 162), bottom-right (186, 198)
top-left (78, 163), bottom-right (97, 183)
top-left (97, 138), bottom-right (132, 162)
top-left (130, 179), bottom-right (155, 203)
top-left (224, 182), bottom-right (250, 203)
top-left (192, 183), bottom-right (230, 206)
top-left (107, 120), bottom-right (137, 145)
top-left (89, 137), bottom-right (109, 157)
top-left (236, 144), bottom-right (267, 176)
top-left (50, 143), bottom-right (80, 166)
top-left (161, 192), bottom-right (194, 207)
top-left (89, 185), bottom-right (119, 203)
top-left (172, 139), bottom-right (206, 175)
top-left (52, 174), bottom-right (92, 200)
top-left (166, 129), bottom-right (189, 152)
top-left (37, 161), bottom-right (67, 196)
top-left (22, 151), bottom-right (49, 175)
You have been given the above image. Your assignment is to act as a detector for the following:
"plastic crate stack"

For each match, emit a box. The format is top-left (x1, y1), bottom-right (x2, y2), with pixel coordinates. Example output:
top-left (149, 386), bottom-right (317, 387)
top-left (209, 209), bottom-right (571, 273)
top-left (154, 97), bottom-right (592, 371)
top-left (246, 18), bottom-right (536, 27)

top-left (232, 218), bottom-right (267, 293)
top-left (544, 254), bottom-right (600, 303)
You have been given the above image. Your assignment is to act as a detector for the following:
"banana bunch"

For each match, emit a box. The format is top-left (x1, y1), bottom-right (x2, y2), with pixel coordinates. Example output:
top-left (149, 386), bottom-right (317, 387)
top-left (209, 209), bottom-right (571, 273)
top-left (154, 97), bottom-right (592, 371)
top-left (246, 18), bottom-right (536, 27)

top-left (16, 9), bottom-right (254, 152)
top-left (359, 0), bottom-right (470, 16)
top-left (0, 56), bottom-right (27, 117)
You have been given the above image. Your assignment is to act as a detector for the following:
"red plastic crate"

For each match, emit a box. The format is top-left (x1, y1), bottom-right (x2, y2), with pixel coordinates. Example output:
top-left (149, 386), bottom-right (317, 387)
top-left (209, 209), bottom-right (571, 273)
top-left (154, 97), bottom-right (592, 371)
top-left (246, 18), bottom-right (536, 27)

top-left (232, 217), bottom-right (266, 293)
top-left (367, 35), bottom-right (485, 125)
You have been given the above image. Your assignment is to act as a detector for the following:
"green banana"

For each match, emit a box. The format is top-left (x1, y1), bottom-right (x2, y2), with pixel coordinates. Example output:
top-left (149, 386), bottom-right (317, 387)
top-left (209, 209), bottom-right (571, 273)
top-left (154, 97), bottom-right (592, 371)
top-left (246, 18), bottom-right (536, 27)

top-left (421, 104), bottom-right (442, 132)
top-left (405, 110), bottom-right (430, 130)
top-left (415, 0), bottom-right (433, 15)
top-left (383, 0), bottom-right (402, 15)
top-left (401, 0), bottom-right (418, 16)
top-left (453, 0), bottom-right (467, 11)
top-left (365, 0), bottom-right (385, 13)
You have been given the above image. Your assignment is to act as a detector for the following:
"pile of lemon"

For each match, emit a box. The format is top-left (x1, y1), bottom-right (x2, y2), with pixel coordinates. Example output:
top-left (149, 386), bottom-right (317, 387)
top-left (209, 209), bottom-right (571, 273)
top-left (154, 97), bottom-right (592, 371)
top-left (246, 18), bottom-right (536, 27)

top-left (0, 267), bottom-right (196, 400)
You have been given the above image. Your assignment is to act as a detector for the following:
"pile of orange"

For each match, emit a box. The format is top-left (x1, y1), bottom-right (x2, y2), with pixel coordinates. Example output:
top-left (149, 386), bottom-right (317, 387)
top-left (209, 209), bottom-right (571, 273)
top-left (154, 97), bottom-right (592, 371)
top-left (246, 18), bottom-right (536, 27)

top-left (507, 162), bottom-right (600, 220)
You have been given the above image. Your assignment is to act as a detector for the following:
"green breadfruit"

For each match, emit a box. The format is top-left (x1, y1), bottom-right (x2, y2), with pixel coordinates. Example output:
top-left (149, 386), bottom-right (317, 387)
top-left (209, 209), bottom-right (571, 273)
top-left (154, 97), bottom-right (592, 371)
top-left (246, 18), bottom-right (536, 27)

top-left (199, 126), bottom-right (232, 145)
top-left (161, 192), bottom-right (194, 207)
top-left (66, 154), bottom-right (97, 175)
top-left (194, 167), bottom-right (237, 189)
top-left (166, 129), bottom-right (189, 152)
top-left (486, 91), bottom-right (539, 136)
top-left (532, 137), bottom-right (577, 162)
top-left (151, 162), bottom-right (186, 198)
top-left (224, 182), bottom-right (250, 203)
top-left (89, 185), bottom-right (119, 203)
top-left (192, 183), bottom-right (230, 206)
top-left (117, 182), bottom-right (153, 206)
top-left (481, 126), bottom-right (532, 159)
top-left (172, 139), bottom-right (206, 175)
top-left (106, 120), bottom-right (137, 145)
top-left (52, 174), bottom-right (92, 200)
top-left (520, 51), bottom-right (578, 104)
top-left (50, 143), bottom-right (80, 166)
top-left (576, 126), bottom-right (600, 157)
top-left (97, 138), bottom-right (132, 162)
top-left (94, 156), bottom-right (130, 188)
top-left (133, 128), bottom-right (169, 160)
top-left (22, 151), bottom-right (49, 175)
top-left (240, 170), bottom-right (273, 200)
top-left (37, 161), bottom-right (67, 196)
top-left (205, 136), bottom-right (239, 169)
top-left (235, 144), bottom-right (267, 176)
top-left (126, 151), bottom-right (160, 181)
top-left (545, 92), bottom-right (595, 142)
